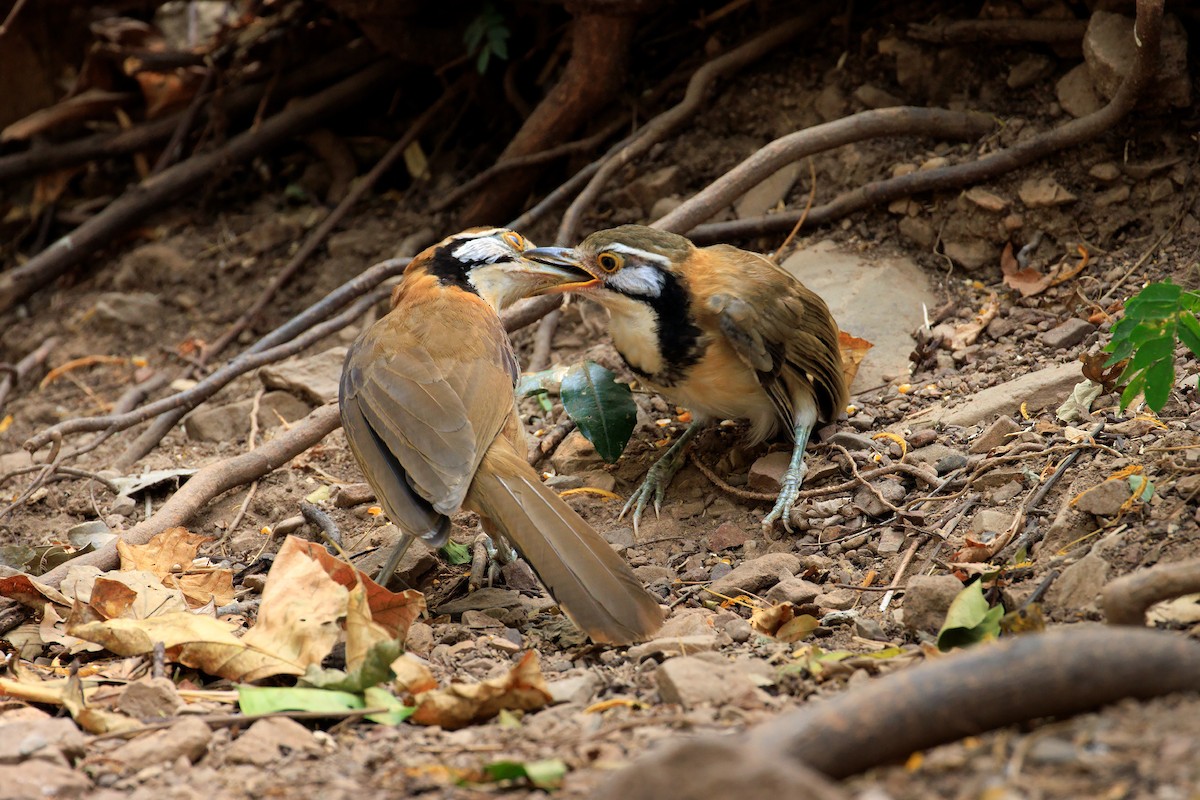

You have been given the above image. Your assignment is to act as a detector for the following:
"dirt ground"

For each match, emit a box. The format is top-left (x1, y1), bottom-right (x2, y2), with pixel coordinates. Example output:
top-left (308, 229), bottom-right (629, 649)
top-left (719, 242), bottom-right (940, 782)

top-left (1, 6), bottom-right (1199, 799)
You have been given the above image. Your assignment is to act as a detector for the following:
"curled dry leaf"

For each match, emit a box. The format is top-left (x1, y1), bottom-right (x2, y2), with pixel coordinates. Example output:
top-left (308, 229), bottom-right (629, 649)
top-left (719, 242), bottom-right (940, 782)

top-left (837, 331), bottom-right (873, 388)
top-left (750, 602), bottom-right (818, 643)
top-left (117, 527), bottom-right (235, 608)
top-left (941, 293), bottom-right (1000, 351)
top-left (409, 651), bottom-right (552, 729)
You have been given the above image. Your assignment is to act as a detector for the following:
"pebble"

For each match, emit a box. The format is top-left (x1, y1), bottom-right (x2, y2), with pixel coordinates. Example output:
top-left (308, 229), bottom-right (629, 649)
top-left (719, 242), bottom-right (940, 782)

top-left (709, 553), bottom-right (801, 596)
top-left (877, 528), bottom-right (906, 555)
top-left (109, 717), bottom-right (212, 771)
top-left (656, 656), bottom-right (766, 709)
top-left (259, 346), bottom-right (347, 405)
top-left (628, 634), bottom-right (720, 662)
top-left (547, 671), bottom-right (601, 705)
top-left (764, 577), bottom-right (822, 606)
top-left (748, 452), bottom-right (791, 493)
top-left (901, 575), bottom-right (964, 633)
top-left (0, 718), bottom-right (86, 766)
top-left (1039, 318), bottom-right (1096, 350)
top-left (1048, 551), bottom-right (1111, 612)
top-left (225, 717), bottom-right (321, 766)
top-left (968, 415), bottom-right (1021, 454)
top-left (1073, 479), bottom-right (1130, 517)
top-left (116, 677), bottom-right (182, 719)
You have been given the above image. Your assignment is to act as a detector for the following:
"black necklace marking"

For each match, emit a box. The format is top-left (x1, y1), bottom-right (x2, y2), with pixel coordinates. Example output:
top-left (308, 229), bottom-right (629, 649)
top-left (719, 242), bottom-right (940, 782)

top-left (613, 269), bottom-right (703, 387)
top-left (424, 243), bottom-right (481, 295)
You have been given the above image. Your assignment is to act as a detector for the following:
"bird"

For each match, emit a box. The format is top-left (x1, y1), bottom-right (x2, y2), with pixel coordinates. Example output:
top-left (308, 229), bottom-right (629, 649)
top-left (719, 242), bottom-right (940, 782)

top-left (524, 225), bottom-right (848, 532)
top-left (339, 227), bottom-right (665, 645)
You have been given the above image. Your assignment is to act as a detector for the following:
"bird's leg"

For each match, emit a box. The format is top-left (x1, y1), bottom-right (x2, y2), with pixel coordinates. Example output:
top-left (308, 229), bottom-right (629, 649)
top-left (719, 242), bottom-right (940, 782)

top-left (761, 421), bottom-right (813, 533)
top-left (470, 526), bottom-right (518, 590)
top-left (374, 533), bottom-right (414, 584)
top-left (620, 419), bottom-right (703, 534)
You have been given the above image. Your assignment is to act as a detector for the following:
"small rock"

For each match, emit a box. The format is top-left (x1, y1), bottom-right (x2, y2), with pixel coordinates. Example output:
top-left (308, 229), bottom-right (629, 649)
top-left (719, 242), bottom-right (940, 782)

top-left (604, 526), bottom-right (636, 551)
top-left (904, 362), bottom-right (1085, 428)
top-left (550, 431), bottom-right (605, 474)
top-left (114, 243), bottom-right (190, 289)
top-left (1084, 11), bottom-right (1190, 110)
top-left (813, 84), bottom-right (848, 122)
top-left (748, 452), bottom-right (791, 493)
top-left (707, 522), bottom-right (750, 551)
top-left (877, 528), bottom-right (905, 556)
top-left (827, 431), bottom-right (877, 452)
top-left (721, 616), bottom-right (753, 643)
top-left (1006, 55), bottom-right (1053, 90)
top-left (405, 621), bottom-right (435, 655)
top-left (852, 84), bottom-right (904, 109)
top-left (899, 216), bottom-right (935, 249)
top-left (499, 559), bottom-right (540, 590)
top-left (1073, 479), bottom-right (1130, 517)
top-left (543, 474), bottom-right (583, 491)
top-left (116, 677), bottom-right (182, 719)
top-left (355, 528), bottom-right (437, 588)
top-left (1039, 319), bottom-right (1096, 350)
top-left (854, 616), bottom-right (887, 640)
top-left (765, 577), bottom-right (821, 606)
top-left (905, 444), bottom-right (967, 473)
top-left (709, 553), bottom-right (801, 597)
top-left (109, 717), bottom-right (212, 770)
top-left (735, 163), bottom-right (801, 220)
top-left (1055, 63), bottom-right (1105, 118)
top-left (184, 390), bottom-right (310, 443)
top-left (1027, 736), bottom-right (1080, 765)
top-left (969, 416), bottom-right (1021, 454)
top-left (109, 494), bottom-right (137, 516)
top-left (1048, 551), bottom-right (1110, 612)
top-left (225, 717), bottom-right (321, 766)
top-left (547, 672), bottom-right (600, 705)
top-left (942, 239), bottom-right (996, 271)
top-left (259, 346), bottom-right (348, 405)
top-left (625, 166), bottom-right (681, 214)
top-left (901, 575), bottom-right (964, 633)
top-left (656, 656), bottom-right (764, 709)
top-left (1089, 162), bottom-right (1122, 182)
top-left (0, 763), bottom-right (91, 798)
top-left (970, 509), bottom-right (1011, 535)
top-left (990, 481), bottom-right (1024, 505)
top-left (1095, 184), bottom-right (1132, 208)
top-left (634, 565), bottom-right (676, 584)
top-left (91, 292), bottom-right (164, 328)
top-left (816, 589), bottom-right (856, 611)
top-left (852, 479), bottom-right (905, 517)
top-left (0, 718), bottom-right (86, 765)
top-left (906, 429), bottom-right (937, 449)
top-left (974, 467), bottom-right (1024, 489)
top-left (963, 187), bottom-right (1009, 213)
top-left (629, 634), bottom-right (720, 662)
top-left (462, 610), bottom-right (505, 629)
top-left (1019, 177), bottom-right (1077, 208)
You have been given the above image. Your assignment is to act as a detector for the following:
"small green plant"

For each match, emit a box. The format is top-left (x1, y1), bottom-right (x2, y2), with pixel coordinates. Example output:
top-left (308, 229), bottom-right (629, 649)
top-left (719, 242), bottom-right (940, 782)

top-left (1103, 280), bottom-right (1200, 412)
top-left (464, 3), bottom-right (510, 74)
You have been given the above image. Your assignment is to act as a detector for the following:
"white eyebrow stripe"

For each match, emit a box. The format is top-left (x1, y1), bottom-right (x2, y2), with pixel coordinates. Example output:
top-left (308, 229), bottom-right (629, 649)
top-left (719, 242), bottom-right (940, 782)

top-left (453, 236), bottom-right (512, 262)
top-left (605, 243), bottom-right (671, 266)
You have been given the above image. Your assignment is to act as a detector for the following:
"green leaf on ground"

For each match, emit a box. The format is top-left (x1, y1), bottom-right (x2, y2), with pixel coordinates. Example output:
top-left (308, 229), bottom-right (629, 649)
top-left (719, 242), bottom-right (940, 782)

top-left (440, 540), bottom-right (472, 565)
top-left (937, 581), bottom-right (1004, 651)
top-left (560, 360), bottom-right (636, 463)
top-left (479, 758), bottom-right (568, 790)
top-left (237, 686), bottom-right (364, 716)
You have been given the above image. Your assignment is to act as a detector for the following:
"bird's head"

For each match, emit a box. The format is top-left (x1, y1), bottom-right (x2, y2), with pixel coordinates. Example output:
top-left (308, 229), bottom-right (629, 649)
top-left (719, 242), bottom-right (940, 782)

top-left (408, 227), bottom-right (595, 310)
top-left (524, 225), bottom-right (695, 304)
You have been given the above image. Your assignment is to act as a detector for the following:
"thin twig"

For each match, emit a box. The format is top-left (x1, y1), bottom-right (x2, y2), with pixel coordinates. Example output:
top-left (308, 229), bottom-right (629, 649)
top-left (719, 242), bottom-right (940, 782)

top-left (0, 0), bottom-right (29, 38)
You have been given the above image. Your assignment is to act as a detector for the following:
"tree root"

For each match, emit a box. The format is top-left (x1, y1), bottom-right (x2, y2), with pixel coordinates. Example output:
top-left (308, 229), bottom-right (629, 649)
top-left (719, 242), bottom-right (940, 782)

top-left (0, 60), bottom-right (395, 315)
top-left (1103, 558), bottom-right (1200, 626)
top-left (0, 336), bottom-right (58, 417)
top-left (908, 18), bottom-right (1089, 44)
top-left (686, 1), bottom-right (1164, 244)
top-left (556, 3), bottom-right (834, 245)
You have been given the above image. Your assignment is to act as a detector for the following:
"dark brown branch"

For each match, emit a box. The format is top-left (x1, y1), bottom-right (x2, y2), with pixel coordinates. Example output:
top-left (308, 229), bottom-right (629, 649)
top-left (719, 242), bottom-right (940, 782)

top-left (0, 42), bottom-right (376, 185)
top-left (653, 107), bottom-right (995, 235)
top-left (556, 4), bottom-right (834, 245)
top-left (908, 18), bottom-right (1088, 44)
top-left (501, 294), bottom-right (565, 333)
top-left (32, 403), bottom-right (342, 591)
top-left (688, 2), bottom-right (1164, 244)
top-left (150, 64), bottom-right (216, 175)
top-left (0, 336), bottom-right (58, 417)
top-left (0, 61), bottom-right (394, 315)
top-left (1103, 559), bottom-right (1200, 626)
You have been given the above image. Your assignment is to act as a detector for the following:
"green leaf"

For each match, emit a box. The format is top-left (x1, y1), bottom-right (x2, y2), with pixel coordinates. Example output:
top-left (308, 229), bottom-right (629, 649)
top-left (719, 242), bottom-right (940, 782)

top-left (1177, 311), bottom-right (1200, 357)
top-left (301, 638), bottom-right (401, 692)
top-left (1143, 357), bottom-right (1175, 411)
top-left (1120, 373), bottom-right (1146, 409)
top-left (560, 360), bottom-right (637, 463)
top-left (440, 539), bottom-right (472, 565)
top-left (476, 49), bottom-right (490, 74)
top-left (936, 581), bottom-right (1004, 651)
top-left (516, 366), bottom-right (569, 397)
top-left (1127, 332), bottom-right (1174, 371)
top-left (237, 686), bottom-right (364, 716)
top-left (363, 686), bottom-right (415, 725)
top-left (1128, 473), bottom-right (1155, 502)
top-left (480, 758), bottom-right (567, 790)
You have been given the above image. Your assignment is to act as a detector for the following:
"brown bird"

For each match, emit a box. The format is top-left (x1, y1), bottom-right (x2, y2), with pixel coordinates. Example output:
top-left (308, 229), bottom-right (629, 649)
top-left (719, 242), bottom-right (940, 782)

top-left (526, 225), bottom-right (848, 531)
top-left (339, 228), bottom-right (664, 644)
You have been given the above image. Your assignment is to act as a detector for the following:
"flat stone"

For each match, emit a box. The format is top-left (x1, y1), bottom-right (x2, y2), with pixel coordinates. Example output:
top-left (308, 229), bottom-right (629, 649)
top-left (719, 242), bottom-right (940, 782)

top-left (90, 292), bottom-right (164, 329)
top-left (815, 588), bottom-right (856, 611)
top-left (962, 187), bottom-right (1010, 213)
top-left (942, 239), bottom-right (996, 272)
top-left (1047, 552), bottom-right (1110, 613)
top-left (1089, 162), bottom-right (1122, 181)
top-left (904, 362), bottom-right (1084, 428)
top-left (0, 762), bottom-right (91, 799)
top-left (1019, 177), bottom-right (1077, 208)
top-left (547, 671), bottom-right (600, 705)
top-left (904, 443), bottom-right (967, 472)
top-left (1007, 55), bottom-right (1053, 89)
top-left (877, 528), bottom-right (906, 555)
top-left (783, 241), bottom-right (936, 392)
top-left (764, 577), bottom-right (821, 606)
top-left (1074, 479), bottom-right (1130, 517)
top-left (259, 346), bottom-right (347, 405)
top-left (353, 526), bottom-right (438, 588)
top-left (626, 166), bottom-right (682, 215)
top-left (709, 553), bottom-right (801, 597)
top-left (658, 607), bottom-right (718, 638)
top-left (0, 718), bottom-right (86, 766)
top-left (549, 431), bottom-right (605, 474)
top-left (899, 216), bottom-right (936, 249)
top-left (901, 575), bottom-right (964, 634)
top-left (852, 478), bottom-right (905, 517)
top-left (969, 509), bottom-right (1011, 535)
top-left (116, 677), bottom-right (182, 719)
top-left (109, 717), bottom-right (212, 769)
top-left (225, 717), bottom-right (322, 766)
top-left (990, 481), bottom-right (1024, 504)
top-left (707, 522), bottom-right (750, 551)
top-left (826, 431), bottom-right (877, 452)
top-left (1039, 318), bottom-right (1096, 350)
top-left (735, 162), bottom-right (801, 220)
top-left (656, 656), bottom-right (764, 710)
top-left (969, 416), bottom-right (1021, 454)
top-left (183, 390), bottom-right (310, 443)
top-left (629, 634), bottom-right (720, 662)
top-left (748, 451), bottom-right (790, 493)
top-left (1096, 184), bottom-right (1132, 208)
top-left (1055, 63), bottom-right (1105, 118)
top-left (1084, 11), bottom-right (1190, 110)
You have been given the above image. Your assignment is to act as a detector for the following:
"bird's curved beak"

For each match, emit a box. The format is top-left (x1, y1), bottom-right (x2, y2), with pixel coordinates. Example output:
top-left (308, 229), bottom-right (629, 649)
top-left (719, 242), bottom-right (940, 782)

top-left (521, 246), bottom-right (600, 293)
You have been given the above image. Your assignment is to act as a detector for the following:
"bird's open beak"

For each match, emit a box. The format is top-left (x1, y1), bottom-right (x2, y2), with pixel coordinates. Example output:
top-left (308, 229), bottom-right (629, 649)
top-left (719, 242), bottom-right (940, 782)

top-left (521, 247), bottom-right (600, 293)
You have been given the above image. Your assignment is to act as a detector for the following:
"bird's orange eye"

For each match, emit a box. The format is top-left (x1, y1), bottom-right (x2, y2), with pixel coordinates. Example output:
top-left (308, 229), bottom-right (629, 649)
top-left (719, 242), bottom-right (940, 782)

top-left (502, 231), bottom-right (527, 250)
top-left (597, 252), bottom-right (622, 272)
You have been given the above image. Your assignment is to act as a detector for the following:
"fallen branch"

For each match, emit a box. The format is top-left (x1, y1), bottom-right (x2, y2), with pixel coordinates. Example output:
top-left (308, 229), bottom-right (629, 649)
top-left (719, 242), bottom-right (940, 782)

top-left (557, 3), bottom-right (834, 245)
top-left (908, 18), bottom-right (1088, 44)
top-left (0, 60), bottom-right (394, 314)
top-left (653, 107), bottom-right (995, 235)
top-left (1103, 558), bottom-right (1200, 626)
top-left (687, 0), bottom-right (1163, 244)
top-left (0, 336), bottom-right (58, 417)
top-left (33, 403), bottom-right (342, 591)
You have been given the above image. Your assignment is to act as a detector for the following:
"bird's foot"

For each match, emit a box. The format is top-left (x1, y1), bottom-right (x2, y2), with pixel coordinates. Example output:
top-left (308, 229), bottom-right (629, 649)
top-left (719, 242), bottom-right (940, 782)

top-left (620, 449), bottom-right (687, 535)
top-left (761, 462), bottom-right (807, 533)
top-left (469, 533), bottom-right (516, 590)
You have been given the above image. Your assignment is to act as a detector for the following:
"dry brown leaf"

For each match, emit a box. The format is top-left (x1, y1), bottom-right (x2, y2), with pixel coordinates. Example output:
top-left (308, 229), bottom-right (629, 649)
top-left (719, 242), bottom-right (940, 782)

top-left (69, 612), bottom-right (304, 682)
top-left (943, 293), bottom-right (1001, 350)
top-left (838, 331), bottom-right (873, 388)
top-left (40, 603), bottom-right (104, 654)
top-left (118, 527), bottom-right (234, 608)
top-left (0, 574), bottom-right (72, 610)
top-left (410, 651), bottom-right (552, 729)
top-left (749, 602), bottom-right (817, 642)
top-left (1000, 242), bottom-right (1054, 298)
top-left (391, 653), bottom-right (438, 695)
top-left (63, 670), bottom-right (143, 736)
